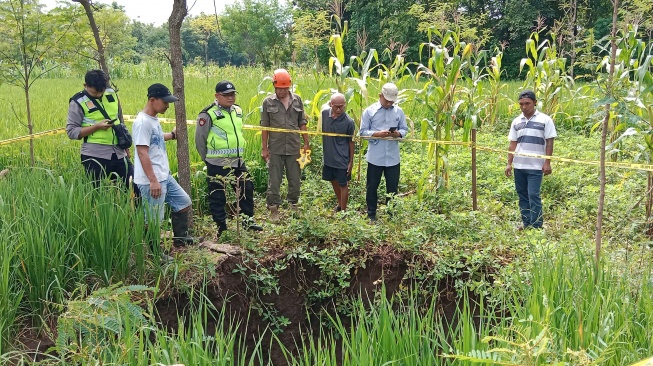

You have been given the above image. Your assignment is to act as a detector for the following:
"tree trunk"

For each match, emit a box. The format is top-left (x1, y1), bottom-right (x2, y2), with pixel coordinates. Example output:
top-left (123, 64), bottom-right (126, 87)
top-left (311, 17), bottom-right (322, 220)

top-left (169, 0), bottom-right (192, 197)
top-left (205, 40), bottom-right (209, 84)
top-left (72, 0), bottom-right (109, 76)
top-left (596, 0), bottom-right (619, 266)
top-left (24, 84), bottom-right (34, 167)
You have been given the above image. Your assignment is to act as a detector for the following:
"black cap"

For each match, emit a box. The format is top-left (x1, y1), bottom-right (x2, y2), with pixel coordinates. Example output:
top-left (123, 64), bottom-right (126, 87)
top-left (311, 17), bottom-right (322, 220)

top-left (518, 90), bottom-right (536, 101)
top-left (215, 80), bottom-right (237, 93)
top-left (147, 83), bottom-right (179, 102)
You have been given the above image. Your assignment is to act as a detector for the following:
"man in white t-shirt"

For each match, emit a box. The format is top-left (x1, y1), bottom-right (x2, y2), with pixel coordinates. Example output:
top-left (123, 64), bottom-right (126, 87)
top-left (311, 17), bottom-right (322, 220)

top-left (133, 83), bottom-right (197, 252)
top-left (505, 90), bottom-right (557, 230)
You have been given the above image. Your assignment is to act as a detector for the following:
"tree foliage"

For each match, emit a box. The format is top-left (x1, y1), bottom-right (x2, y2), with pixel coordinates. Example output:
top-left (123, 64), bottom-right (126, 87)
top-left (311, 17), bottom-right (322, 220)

top-left (407, 2), bottom-right (491, 48)
top-left (60, 1), bottom-right (136, 70)
top-left (342, 0), bottom-right (424, 62)
top-left (0, 0), bottom-right (627, 78)
top-left (292, 10), bottom-right (330, 67)
top-left (0, 0), bottom-right (75, 165)
top-left (131, 21), bottom-right (169, 63)
top-left (0, 0), bottom-right (72, 84)
top-left (220, 0), bottom-right (291, 67)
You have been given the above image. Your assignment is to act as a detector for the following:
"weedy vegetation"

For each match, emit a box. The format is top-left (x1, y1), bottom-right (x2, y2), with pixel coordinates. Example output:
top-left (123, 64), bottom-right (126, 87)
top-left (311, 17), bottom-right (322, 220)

top-left (1, 28), bottom-right (653, 366)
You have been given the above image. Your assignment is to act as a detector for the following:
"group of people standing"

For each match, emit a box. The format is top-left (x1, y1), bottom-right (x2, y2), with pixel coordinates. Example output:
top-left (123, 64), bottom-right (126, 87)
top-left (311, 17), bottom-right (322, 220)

top-left (65, 68), bottom-right (556, 259)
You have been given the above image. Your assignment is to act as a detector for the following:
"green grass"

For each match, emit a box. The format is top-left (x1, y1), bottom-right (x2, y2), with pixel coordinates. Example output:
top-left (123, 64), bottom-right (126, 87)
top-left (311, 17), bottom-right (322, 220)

top-left (1, 69), bottom-right (653, 365)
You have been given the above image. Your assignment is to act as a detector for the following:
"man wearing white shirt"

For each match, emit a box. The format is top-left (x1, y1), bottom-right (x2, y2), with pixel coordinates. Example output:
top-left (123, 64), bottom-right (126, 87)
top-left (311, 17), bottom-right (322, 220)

top-left (133, 83), bottom-right (197, 251)
top-left (358, 83), bottom-right (409, 221)
top-left (505, 90), bottom-right (557, 230)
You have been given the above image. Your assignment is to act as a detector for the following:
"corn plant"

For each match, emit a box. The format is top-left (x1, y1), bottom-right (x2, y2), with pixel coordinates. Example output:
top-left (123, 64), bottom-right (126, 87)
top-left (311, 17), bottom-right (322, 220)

top-left (606, 27), bottom-right (653, 236)
top-left (327, 31), bottom-right (378, 112)
top-left (415, 29), bottom-right (472, 189)
top-left (520, 30), bottom-right (574, 119)
top-left (376, 46), bottom-right (414, 85)
top-left (460, 47), bottom-right (489, 141)
top-left (590, 26), bottom-right (644, 161)
top-left (483, 48), bottom-right (508, 126)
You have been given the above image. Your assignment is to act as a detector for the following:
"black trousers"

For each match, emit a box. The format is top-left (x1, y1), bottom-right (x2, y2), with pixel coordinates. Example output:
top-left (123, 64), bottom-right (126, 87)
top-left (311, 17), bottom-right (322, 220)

top-left (365, 162), bottom-right (400, 216)
top-left (81, 154), bottom-right (139, 197)
top-left (206, 163), bottom-right (255, 223)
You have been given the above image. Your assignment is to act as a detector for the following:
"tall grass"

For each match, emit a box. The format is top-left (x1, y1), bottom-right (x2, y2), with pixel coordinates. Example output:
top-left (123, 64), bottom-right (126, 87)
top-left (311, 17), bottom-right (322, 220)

top-left (504, 246), bottom-right (653, 364)
top-left (0, 220), bottom-right (23, 355)
top-left (3, 242), bottom-right (653, 365)
top-left (282, 289), bottom-right (498, 366)
top-left (0, 168), bottom-right (151, 321)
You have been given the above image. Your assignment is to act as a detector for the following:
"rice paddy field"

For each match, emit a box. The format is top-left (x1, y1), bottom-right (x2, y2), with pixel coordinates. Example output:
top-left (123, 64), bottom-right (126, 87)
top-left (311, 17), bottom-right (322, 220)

top-left (1, 64), bottom-right (652, 365)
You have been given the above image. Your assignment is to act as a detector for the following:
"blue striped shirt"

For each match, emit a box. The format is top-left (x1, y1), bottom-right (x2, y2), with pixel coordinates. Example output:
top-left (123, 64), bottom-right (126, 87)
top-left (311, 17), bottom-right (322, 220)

top-left (508, 110), bottom-right (557, 170)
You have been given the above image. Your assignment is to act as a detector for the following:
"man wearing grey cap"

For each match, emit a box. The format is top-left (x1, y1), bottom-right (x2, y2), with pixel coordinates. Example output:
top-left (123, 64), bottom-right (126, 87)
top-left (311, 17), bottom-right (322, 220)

top-left (133, 83), bottom-right (198, 256)
top-left (505, 90), bottom-right (557, 230)
top-left (359, 83), bottom-right (409, 221)
top-left (195, 80), bottom-right (263, 239)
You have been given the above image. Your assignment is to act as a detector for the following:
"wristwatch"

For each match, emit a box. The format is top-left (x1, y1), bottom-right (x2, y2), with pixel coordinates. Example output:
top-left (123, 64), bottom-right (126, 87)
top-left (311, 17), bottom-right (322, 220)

top-left (171, 131), bottom-right (177, 140)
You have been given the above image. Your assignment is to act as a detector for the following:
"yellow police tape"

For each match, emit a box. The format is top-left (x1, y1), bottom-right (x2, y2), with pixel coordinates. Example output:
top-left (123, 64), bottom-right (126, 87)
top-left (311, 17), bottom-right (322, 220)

top-left (3, 117), bottom-right (653, 172)
top-left (631, 356), bottom-right (653, 366)
top-left (0, 128), bottom-right (67, 146)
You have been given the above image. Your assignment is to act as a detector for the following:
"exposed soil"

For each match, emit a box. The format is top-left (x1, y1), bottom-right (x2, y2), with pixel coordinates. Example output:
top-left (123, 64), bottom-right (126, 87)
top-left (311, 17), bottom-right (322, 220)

top-left (154, 244), bottom-right (482, 365)
top-left (11, 245), bottom-right (486, 365)
top-left (7, 329), bottom-right (56, 365)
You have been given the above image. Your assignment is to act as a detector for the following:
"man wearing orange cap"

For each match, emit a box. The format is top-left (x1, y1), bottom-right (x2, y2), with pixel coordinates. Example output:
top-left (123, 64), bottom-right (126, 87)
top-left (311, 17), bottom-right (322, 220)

top-left (260, 69), bottom-right (310, 221)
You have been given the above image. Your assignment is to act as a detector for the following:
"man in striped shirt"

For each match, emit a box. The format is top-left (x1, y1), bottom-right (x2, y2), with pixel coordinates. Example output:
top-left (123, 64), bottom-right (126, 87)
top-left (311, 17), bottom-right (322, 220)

top-left (505, 90), bottom-right (557, 229)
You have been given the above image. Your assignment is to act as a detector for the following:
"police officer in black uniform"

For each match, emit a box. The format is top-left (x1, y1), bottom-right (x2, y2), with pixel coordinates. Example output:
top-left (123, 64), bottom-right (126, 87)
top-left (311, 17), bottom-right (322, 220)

top-left (195, 81), bottom-right (263, 238)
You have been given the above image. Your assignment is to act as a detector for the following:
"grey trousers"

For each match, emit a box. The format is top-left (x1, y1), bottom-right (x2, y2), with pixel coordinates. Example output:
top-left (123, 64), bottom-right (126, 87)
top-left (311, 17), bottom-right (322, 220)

top-left (266, 153), bottom-right (301, 207)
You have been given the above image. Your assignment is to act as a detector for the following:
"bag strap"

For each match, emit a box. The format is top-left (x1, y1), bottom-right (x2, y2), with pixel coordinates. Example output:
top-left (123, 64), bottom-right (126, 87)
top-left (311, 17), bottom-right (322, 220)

top-left (83, 90), bottom-right (112, 121)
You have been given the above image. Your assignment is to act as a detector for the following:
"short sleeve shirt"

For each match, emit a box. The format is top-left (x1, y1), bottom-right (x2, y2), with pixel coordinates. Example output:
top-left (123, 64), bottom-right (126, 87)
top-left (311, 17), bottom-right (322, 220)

top-left (260, 93), bottom-right (307, 155)
top-left (133, 112), bottom-right (170, 184)
top-left (508, 110), bottom-right (557, 170)
top-left (322, 109), bottom-right (354, 169)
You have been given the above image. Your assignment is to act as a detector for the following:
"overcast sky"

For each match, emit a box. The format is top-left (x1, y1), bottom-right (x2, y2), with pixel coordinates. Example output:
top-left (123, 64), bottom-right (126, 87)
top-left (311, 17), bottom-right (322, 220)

top-left (40, 0), bottom-right (229, 25)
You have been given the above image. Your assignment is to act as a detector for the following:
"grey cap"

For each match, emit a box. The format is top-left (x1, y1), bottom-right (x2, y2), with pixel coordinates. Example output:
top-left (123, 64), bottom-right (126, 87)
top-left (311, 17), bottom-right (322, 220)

top-left (381, 83), bottom-right (399, 102)
top-left (518, 90), bottom-right (536, 101)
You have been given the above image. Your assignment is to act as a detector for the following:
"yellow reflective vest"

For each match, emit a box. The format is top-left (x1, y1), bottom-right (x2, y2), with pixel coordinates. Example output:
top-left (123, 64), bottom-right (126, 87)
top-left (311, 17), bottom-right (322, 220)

top-left (204, 104), bottom-right (246, 159)
top-left (70, 89), bottom-right (120, 145)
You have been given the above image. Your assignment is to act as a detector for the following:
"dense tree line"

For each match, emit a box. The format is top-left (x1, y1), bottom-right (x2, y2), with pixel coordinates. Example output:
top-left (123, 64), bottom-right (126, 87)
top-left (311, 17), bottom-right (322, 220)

top-left (0, 0), bottom-right (649, 79)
